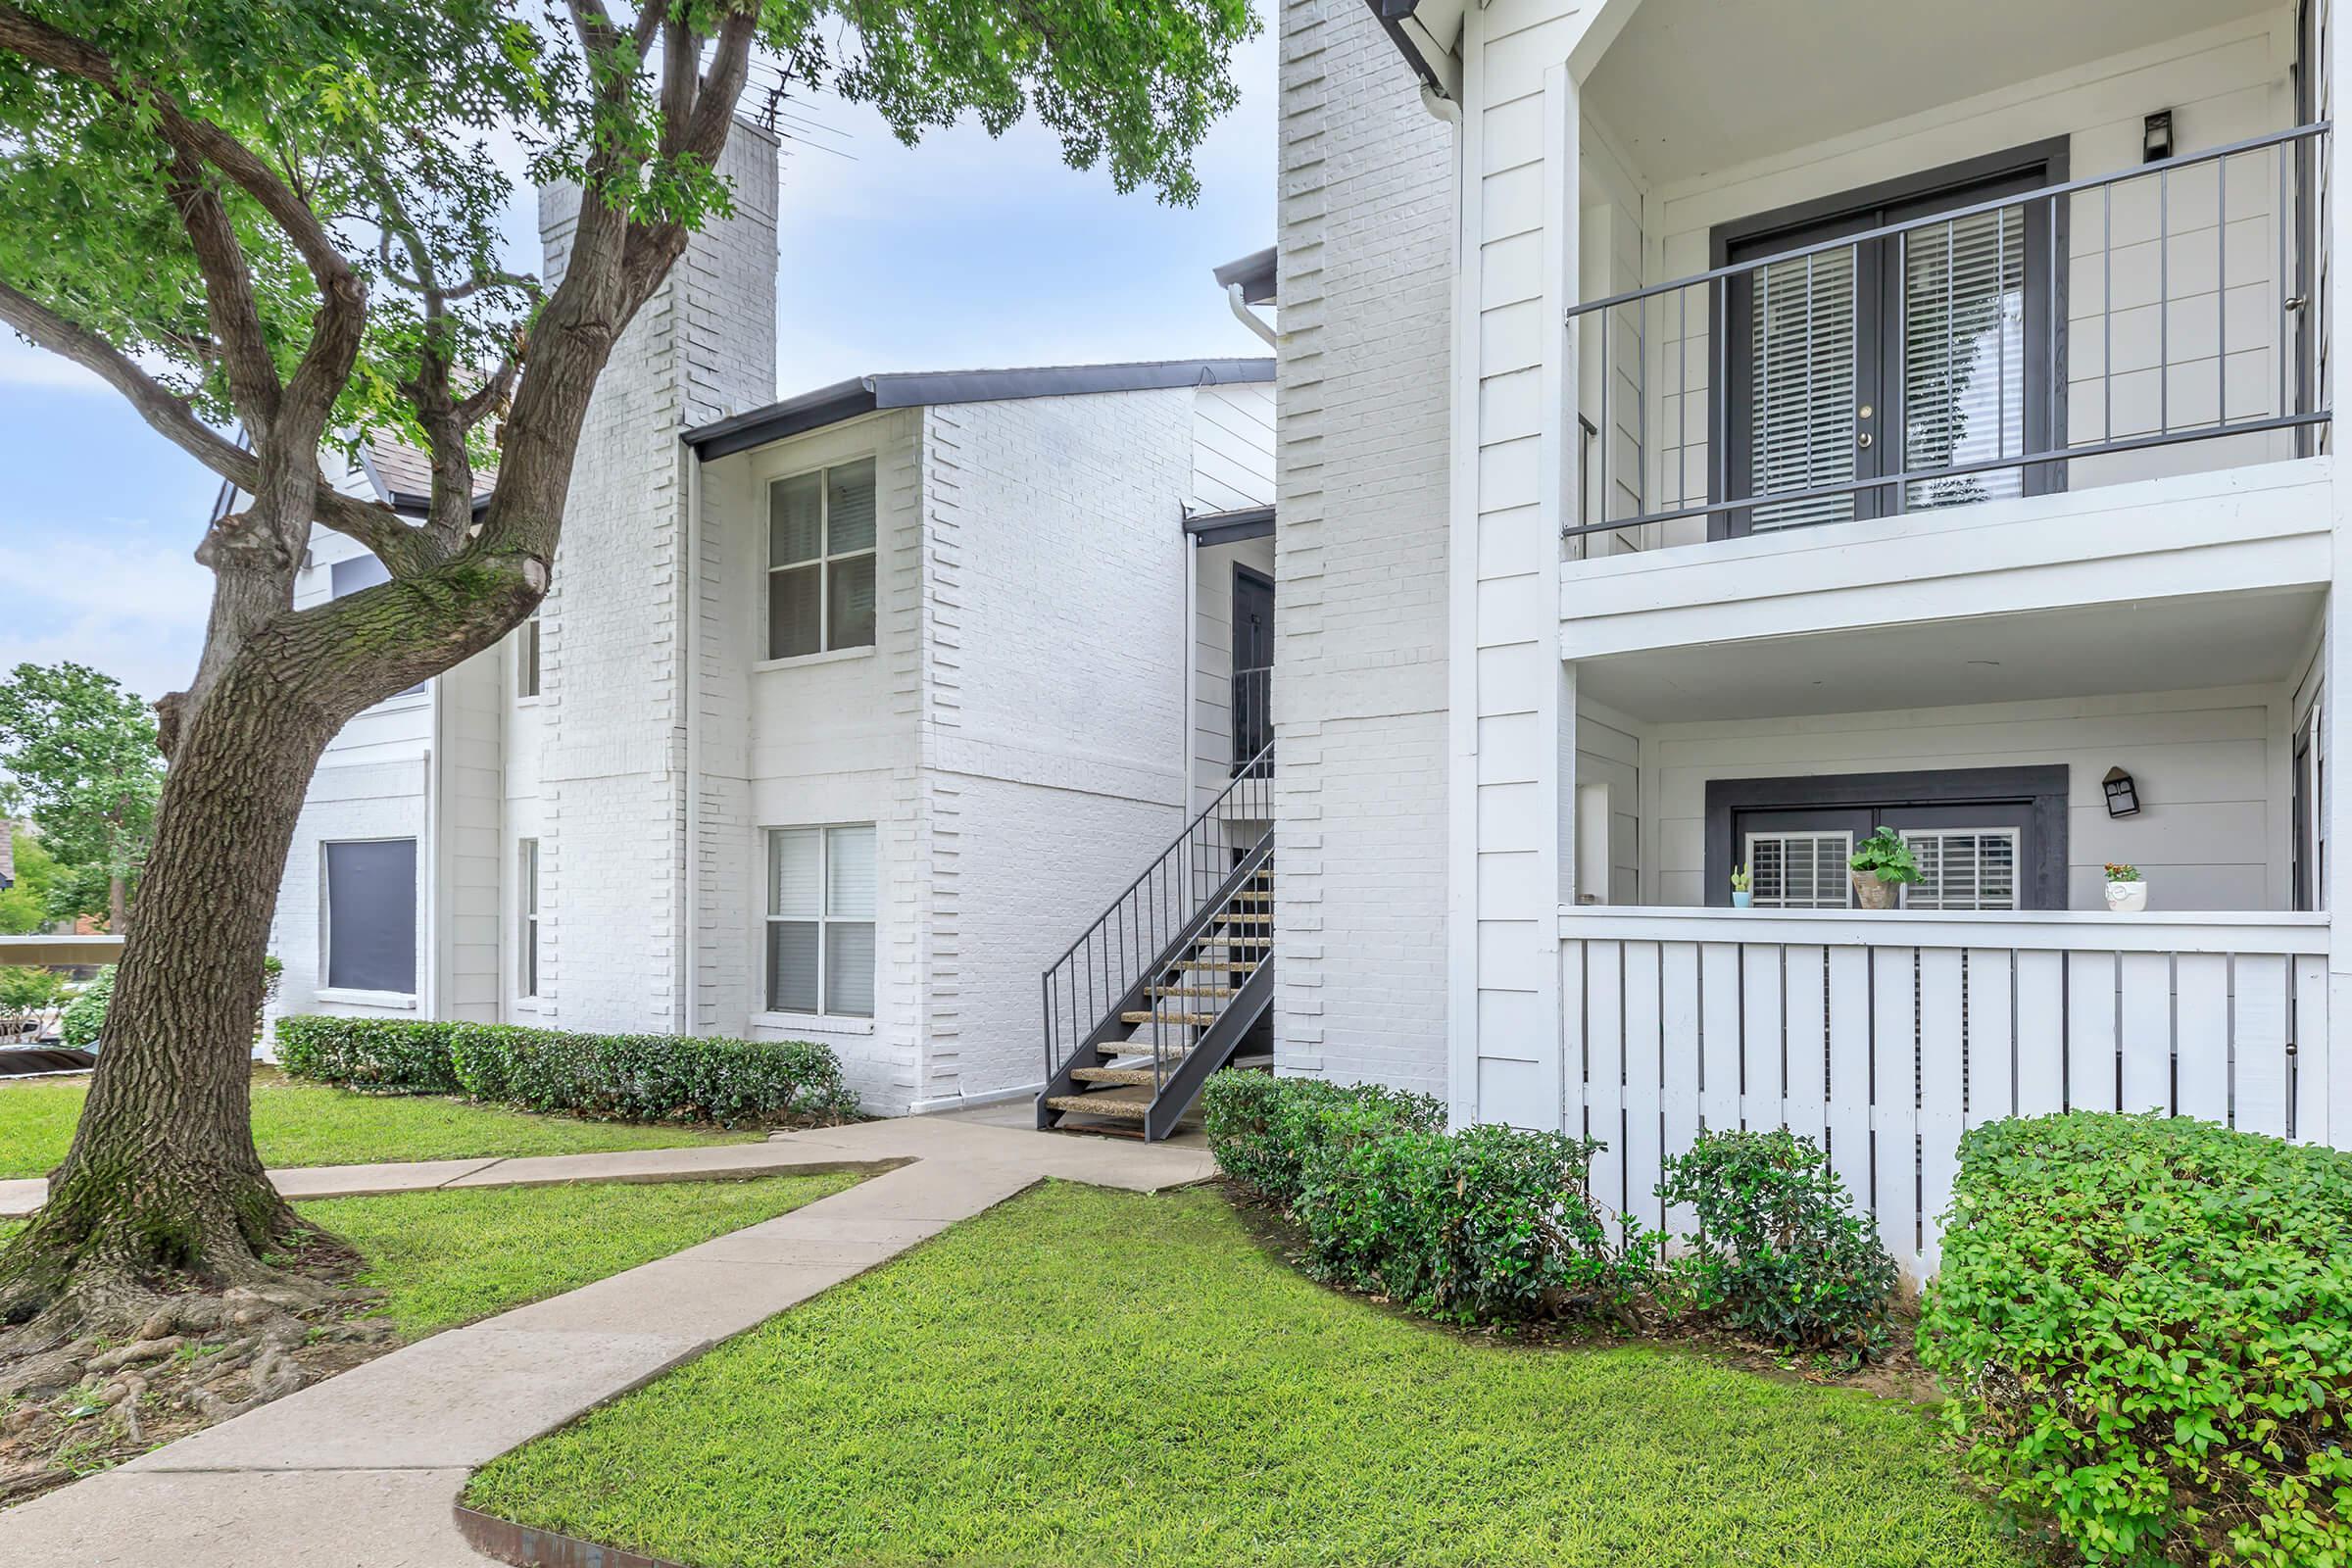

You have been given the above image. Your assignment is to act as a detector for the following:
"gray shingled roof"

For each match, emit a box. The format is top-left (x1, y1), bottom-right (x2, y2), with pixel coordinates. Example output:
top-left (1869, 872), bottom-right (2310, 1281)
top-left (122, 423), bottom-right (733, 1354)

top-left (685, 357), bottom-right (1275, 461)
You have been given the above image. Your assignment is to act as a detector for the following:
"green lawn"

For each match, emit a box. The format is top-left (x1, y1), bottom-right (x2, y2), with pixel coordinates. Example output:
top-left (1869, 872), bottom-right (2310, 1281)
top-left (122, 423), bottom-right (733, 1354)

top-left (466, 1184), bottom-right (2032, 1568)
top-left (0, 1176), bottom-right (855, 1338)
top-left (313, 1173), bottom-right (861, 1337)
top-left (0, 1069), bottom-right (762, 1180)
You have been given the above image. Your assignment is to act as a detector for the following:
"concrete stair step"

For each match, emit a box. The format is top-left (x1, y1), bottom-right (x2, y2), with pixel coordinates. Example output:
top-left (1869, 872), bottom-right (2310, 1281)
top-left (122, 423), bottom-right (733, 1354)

top-left (1120, 1009), bottom-right (1218, 1026)
top-left (1045, 1087), bottom-right (1152, 1120)
top-left (1151, 985), bottom-right (1238, 999)
top-left (1069, 1064), bottom-right (1170, 1086)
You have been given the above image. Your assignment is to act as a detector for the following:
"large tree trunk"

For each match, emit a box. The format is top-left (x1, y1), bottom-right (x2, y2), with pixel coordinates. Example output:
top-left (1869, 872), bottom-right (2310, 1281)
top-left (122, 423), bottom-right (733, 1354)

top-left (0, 649), bottom-right (343, 1326)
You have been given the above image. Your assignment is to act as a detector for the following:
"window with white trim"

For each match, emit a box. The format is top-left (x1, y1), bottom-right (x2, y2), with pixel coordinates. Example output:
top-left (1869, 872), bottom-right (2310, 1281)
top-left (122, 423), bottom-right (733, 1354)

top-left (765, 825), bottom-right (876, 1016)
top-left (516, 839), bottom-right (541, 997)
top-left (516, 616), bottom-right (541, 699)
top-left (1899, 828), bottom-right (2020, 910)
top-left (1744, 831), bottom-right (1853, 908)
top-left (766, 458), bottom-right (877, 659)
top-left (322, 838), bottom-right (416, 994)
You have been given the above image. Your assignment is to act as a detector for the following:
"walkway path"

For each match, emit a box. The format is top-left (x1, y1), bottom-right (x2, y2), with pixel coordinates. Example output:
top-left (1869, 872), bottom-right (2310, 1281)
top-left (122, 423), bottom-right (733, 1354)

top-left (0, 1112), bottom-right (1214, 1567)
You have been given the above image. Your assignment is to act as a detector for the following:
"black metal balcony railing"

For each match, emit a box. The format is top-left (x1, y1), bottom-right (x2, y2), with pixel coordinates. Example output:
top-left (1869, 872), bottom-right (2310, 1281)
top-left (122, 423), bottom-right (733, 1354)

top-left (1565, 122), bottom-right (2332, 547)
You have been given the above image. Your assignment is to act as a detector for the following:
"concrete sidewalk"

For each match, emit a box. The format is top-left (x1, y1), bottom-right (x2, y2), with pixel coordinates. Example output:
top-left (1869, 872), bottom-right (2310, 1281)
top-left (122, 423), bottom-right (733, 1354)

top-left (0, 1113), bottom-right (1214, 1567)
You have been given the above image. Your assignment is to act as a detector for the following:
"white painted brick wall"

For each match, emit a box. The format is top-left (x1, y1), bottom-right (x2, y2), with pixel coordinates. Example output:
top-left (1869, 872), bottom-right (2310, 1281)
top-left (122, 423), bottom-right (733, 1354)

top-left (1274, 0), bottom-right (1457, 1089)
top-left (917, 390), bottom-right (1198, 1105)
top-left (533, 126), bottom-right (779, 1035)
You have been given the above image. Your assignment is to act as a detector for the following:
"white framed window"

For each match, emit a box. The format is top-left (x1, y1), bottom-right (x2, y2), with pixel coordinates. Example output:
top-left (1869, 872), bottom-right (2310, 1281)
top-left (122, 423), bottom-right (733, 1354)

top-left (765, 824), bottom-right (876, 1017)
top-left (516, 839), bottom-right (541, 997)
top-left (322, 838), bottom-right (417, 995)
top-left (1900, 828), bottom-right (2020, 910)
top-left (1744, 831), bottom-right (1853, 908)
top-left (516, 616), bottom-right (541, 699)
top-left (766, 458), bottom-right (877, 660)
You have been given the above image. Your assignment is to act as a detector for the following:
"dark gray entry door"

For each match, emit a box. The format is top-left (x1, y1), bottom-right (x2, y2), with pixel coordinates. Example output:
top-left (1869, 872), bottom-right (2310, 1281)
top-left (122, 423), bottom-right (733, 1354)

top-left (1231, 566), bottom-right (1273, 769)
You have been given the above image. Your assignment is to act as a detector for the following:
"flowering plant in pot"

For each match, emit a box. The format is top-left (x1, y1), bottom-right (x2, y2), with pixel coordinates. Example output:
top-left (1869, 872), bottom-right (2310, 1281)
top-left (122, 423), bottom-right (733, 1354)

top-left (2103, 862), bottom-right (2146, 912)
top-left (1729, 863), bottom-right (1753, 908)
top-left (1847, 828), bottom-right (1922, 910)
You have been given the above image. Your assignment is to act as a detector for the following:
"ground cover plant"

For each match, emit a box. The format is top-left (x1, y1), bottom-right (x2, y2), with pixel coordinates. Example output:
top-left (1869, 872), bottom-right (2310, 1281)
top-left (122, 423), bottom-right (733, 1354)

top-left (466, 1181), bottom-right (2034, 1568)
top-left (0, 1067), bottom-right (761, 1182)
top-left (0, 1172), bottom-right (856, 1505)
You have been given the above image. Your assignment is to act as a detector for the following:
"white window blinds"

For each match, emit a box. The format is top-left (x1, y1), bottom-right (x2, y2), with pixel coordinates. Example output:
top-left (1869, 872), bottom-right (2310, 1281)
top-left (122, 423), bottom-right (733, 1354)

top-left (765, 825), bottom-right (876, 1017)
top-left (1749, 250), bottom-right (1858, 530)
top-left (1899, 828), bottom-right (2021, 910)
top-left (1744, 831), bottom-right (1853, 908)
top-left (1902, 207), bottom-right (2027, 510)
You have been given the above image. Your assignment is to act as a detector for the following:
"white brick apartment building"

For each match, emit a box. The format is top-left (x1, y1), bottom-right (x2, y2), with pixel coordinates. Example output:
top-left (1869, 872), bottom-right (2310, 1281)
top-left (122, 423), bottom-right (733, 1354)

top-left (1259, 0), bottom-right (2352, 1278)
top-left (267, 126), bottom-right (1277, 1116)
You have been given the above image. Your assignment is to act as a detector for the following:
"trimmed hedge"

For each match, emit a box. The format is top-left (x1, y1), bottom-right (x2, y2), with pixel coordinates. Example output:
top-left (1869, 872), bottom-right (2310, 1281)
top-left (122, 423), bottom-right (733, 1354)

top-left (1919, 1113), bottom-right (2352, 1568)
top-left (273, 1015), bottom-right (858, 1128)
top-left (1202, 1072), bottom-right (1651, 1324)
top-left (1198, 1070), bottom-right (1442, 1207)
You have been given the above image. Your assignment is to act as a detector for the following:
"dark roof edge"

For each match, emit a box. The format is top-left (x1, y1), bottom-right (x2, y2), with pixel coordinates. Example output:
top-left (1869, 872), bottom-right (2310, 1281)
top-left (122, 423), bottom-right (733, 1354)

top-left (685, 358), bottom-right (1273, 458)
top-left (1213, 246), bottom-right (1277, 306)
top-left (1363, 0), bottom-right (1449, 98)
top-left (1183, 503), bottom-right (1276, 546)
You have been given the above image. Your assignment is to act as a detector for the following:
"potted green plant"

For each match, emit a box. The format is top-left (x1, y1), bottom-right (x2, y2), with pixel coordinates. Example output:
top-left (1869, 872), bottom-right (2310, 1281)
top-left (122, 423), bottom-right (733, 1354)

top-left (1847, 828), bottom-right (1922, 910)
top-left (1729, 863), bottom-right (1753, 908)
top-left (2103, 862), bottom-right (2146, 913)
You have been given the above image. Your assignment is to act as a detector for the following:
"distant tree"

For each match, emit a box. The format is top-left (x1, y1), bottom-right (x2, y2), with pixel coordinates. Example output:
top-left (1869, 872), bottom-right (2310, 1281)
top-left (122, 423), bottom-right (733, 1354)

top-left (0, 965), bottom-right (68, 1034)
top-left (0, 823), bottom-right (63, 934)
top-left (0, 662), bottom-right (163, 932)
top-left (0, 0), bottom-right (1254, 1342)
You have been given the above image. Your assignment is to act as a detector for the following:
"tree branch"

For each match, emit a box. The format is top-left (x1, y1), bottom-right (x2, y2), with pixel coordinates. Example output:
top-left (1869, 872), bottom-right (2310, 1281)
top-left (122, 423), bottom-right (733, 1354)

top-left (0, 278), bottom-right (425, 570)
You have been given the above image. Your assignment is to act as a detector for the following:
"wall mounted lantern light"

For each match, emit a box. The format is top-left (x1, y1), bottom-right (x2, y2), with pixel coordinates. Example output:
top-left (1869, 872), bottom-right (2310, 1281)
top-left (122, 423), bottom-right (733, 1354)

top-left (2143, 110), bottom-right (2175, 164)
top-left (2103, 767), bottom-right (2142, 818)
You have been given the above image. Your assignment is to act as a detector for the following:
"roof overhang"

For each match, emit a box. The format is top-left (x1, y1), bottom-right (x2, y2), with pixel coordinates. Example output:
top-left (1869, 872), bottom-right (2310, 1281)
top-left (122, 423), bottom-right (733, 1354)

top-left (1363, 0), bottom-right (1463, 101)
top-left (1213, 246), bottom-right (1277, 307)
top-left (686, 358), bottom-right (1276, 461)
top-left (1183, 503), bottom-right (1275, 547)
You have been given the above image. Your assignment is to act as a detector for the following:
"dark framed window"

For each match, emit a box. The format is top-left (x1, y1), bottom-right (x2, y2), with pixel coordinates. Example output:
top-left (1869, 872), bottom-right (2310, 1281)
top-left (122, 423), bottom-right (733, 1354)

top-left (323, 838), bottom-right (417, 994)
top-left (1705, 765), bottom-right (2069, 910)
top-left (766, 459), bottom-right (878, 659)
top-left (1715, 140), bottom-right (2069, 537)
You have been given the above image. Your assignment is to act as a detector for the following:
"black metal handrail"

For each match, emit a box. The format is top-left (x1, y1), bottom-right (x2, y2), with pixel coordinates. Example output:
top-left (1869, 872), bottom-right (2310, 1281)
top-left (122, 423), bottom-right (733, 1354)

top-left (1041, 721), bottom-right (1274, 1097)
top-left (1565, 122), bottom-right (2331, 542)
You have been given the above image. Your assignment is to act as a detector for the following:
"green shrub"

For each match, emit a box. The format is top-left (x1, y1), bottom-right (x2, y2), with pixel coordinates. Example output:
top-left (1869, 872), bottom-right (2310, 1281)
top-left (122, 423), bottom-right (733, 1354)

top-left (56, 956), bottom-right (284, 1054)
top-left (57, 964), bottom-right (114, 1050)
top-left (272, 1015), bottom-right (461, 1094)
top-left (1199, 1070), bottom-right (1443, 1207)
top-left (274, 1014), bottom-right (858, 1128)
top-left (1655, 1128), bottom-right (1894, 1358)
top-left (1919, 1113), bottom-right (2352, 1568)
top-left (1299, 1121), bottom-right (1651, 1322)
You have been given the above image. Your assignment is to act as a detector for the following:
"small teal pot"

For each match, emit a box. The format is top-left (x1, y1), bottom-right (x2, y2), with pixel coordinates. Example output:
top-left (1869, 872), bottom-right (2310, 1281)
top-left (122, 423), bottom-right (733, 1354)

top-left (1730, 890), bottom-right (1753, 908)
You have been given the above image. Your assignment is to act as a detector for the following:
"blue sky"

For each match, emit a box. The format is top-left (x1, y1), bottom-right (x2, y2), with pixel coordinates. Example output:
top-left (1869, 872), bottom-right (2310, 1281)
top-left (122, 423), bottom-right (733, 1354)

top-left (0, 33), bottom-right (1275, 707)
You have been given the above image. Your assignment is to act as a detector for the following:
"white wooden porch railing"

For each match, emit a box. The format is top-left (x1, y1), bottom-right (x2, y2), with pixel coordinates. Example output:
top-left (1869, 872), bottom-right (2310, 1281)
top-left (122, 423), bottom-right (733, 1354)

top-left (1558, 908), bottom-right (2335, 1284)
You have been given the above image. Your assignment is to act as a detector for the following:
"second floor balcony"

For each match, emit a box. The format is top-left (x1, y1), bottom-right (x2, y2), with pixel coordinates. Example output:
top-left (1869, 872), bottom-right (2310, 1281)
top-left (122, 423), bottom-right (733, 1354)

top-left (1564, 1), bottom-right (2332, 573)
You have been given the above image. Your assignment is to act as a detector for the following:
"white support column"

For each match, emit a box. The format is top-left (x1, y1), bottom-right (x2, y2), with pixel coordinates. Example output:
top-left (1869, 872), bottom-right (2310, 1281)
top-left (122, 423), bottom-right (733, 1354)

top-left (2326, 0), bottom-right (2352, 1150)
top-left (1448, 18), bottom-right (1580, 1132)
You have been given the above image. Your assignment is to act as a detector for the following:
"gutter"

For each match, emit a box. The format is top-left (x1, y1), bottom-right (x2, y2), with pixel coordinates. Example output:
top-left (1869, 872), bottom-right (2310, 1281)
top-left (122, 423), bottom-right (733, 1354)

top-left (1227, 283), bottom-right (1277, 347)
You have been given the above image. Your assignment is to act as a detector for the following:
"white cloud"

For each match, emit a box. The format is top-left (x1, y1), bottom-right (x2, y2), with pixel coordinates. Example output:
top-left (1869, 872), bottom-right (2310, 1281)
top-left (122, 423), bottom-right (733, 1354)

top-left (0, 528), bottom-right (210, 704)
top-left (0, 338), bottom-right (107, 394)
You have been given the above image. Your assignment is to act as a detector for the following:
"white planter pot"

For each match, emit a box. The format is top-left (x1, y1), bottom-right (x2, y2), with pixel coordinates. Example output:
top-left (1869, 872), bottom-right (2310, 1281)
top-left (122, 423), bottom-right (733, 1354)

top-left (2105, 880), bottom-right (2148, 913)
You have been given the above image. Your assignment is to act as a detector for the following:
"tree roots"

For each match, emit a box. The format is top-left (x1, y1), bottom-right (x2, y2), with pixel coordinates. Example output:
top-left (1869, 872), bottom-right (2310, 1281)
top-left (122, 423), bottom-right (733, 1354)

top-left (0, 1230), bottom-right (393, 1508)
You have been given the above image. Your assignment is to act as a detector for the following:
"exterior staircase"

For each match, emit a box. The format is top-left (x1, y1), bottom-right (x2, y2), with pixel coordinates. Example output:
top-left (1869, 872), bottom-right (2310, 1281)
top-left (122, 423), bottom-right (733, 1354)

top-left (1039, 739), bottom-right (1274, 1142)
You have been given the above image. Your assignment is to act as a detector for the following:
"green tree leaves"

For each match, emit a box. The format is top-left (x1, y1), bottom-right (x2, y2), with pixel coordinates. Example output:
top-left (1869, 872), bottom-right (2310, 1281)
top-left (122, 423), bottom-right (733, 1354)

top-left (0, 662), bottom-right (162, 927)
